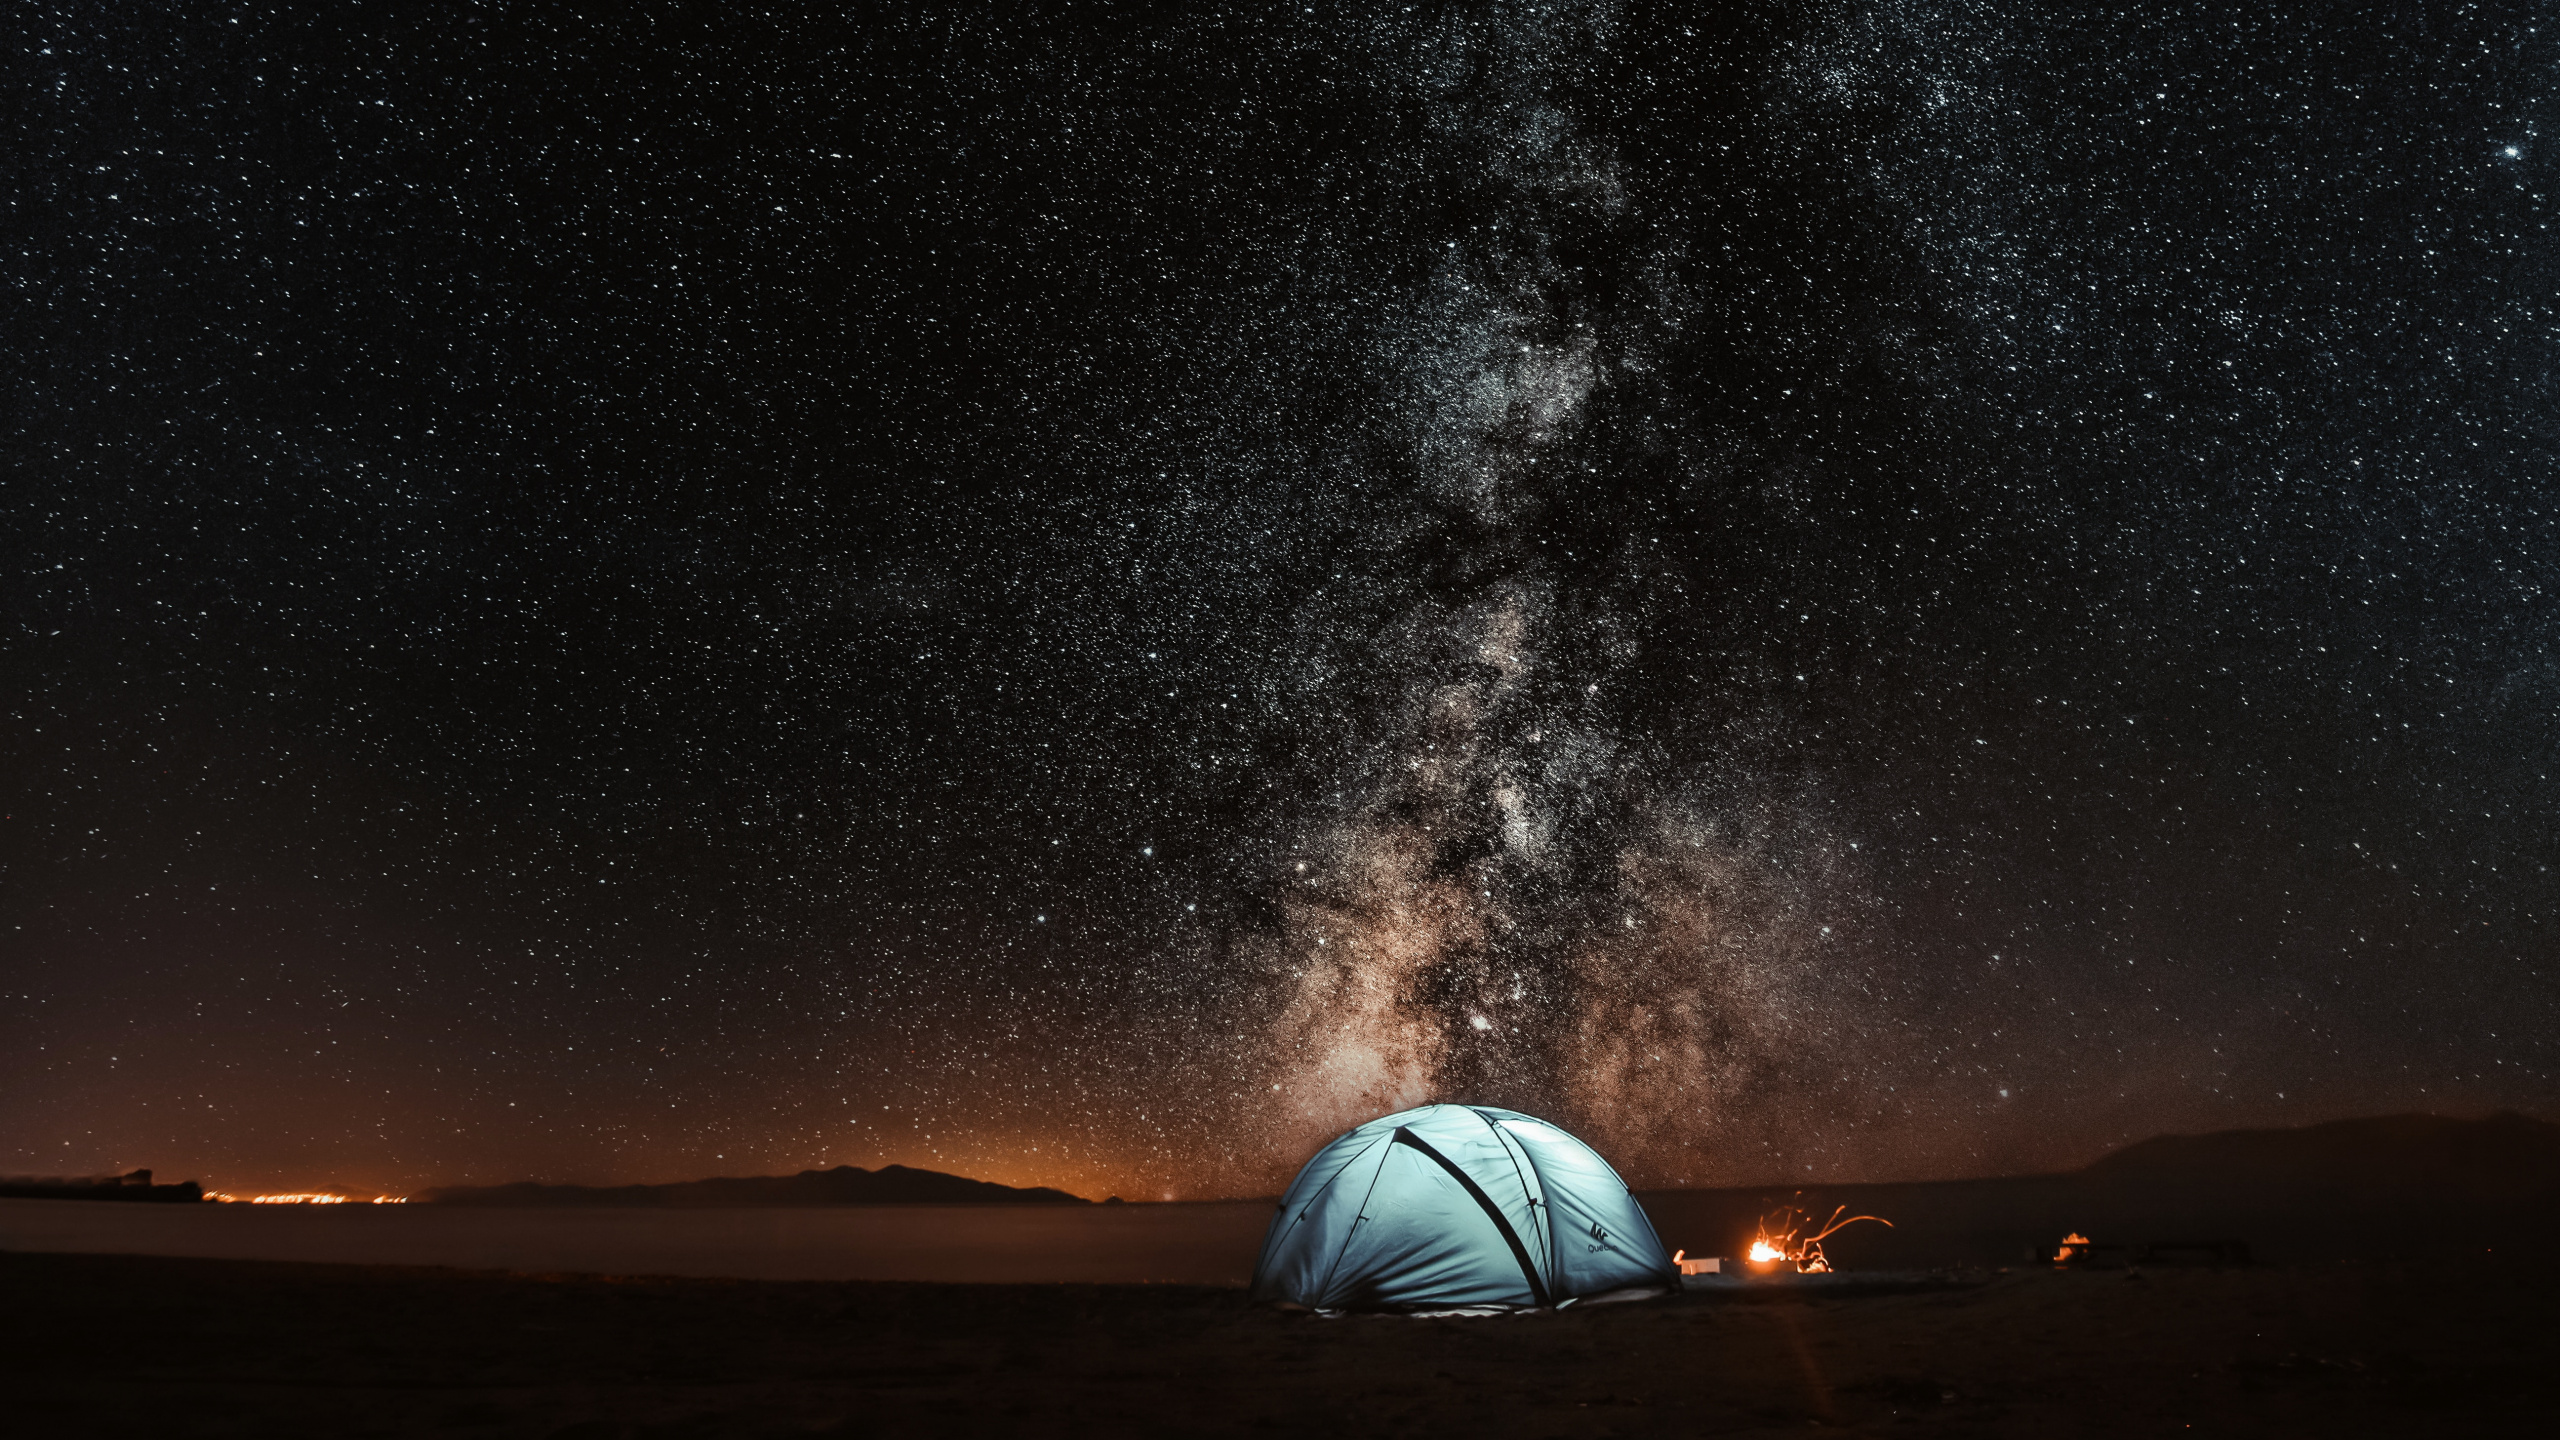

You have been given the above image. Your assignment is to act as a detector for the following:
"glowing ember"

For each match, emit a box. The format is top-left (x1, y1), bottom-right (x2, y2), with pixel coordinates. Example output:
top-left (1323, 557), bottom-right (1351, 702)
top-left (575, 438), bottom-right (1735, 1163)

top-left (1748, 1202), bottom-right (1893, 1273)
top-left (2053, 1231), bottom-right (2092, 1263)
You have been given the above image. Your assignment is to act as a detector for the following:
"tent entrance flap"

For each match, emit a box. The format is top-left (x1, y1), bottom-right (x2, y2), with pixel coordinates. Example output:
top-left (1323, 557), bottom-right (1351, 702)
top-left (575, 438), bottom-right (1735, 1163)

top-left (1391, 1126), bottom-right (1550, 1308)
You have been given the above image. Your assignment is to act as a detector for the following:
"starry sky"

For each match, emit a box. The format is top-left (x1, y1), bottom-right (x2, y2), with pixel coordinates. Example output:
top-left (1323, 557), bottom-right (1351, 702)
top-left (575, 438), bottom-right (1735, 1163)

top-left (8, 1), bottom-right (2558, 1201)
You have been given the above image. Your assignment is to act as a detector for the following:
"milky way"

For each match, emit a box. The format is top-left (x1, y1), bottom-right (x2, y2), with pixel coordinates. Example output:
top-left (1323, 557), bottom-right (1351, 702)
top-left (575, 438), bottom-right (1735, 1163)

top-left (1238, 3), bottom-right (1843, 1176)
top-left (8, 3), bottom-right (2557, 1198)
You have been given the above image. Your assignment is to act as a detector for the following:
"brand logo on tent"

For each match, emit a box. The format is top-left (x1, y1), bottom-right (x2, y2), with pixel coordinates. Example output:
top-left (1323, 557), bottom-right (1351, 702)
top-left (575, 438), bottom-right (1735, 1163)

top-left (1587, 1220), bottom-right (1615, 1252)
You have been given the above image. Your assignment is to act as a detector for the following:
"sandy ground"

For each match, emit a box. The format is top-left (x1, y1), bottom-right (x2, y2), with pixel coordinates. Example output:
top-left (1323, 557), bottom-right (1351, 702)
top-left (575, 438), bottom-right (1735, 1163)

top-left (8, 1248), bottom-right (2554, 1438)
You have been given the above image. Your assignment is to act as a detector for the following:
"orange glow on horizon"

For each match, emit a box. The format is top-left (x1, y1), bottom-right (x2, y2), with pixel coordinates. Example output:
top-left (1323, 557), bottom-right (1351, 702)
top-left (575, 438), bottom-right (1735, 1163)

top-left (204, 1192), bottom-right (407, 1205)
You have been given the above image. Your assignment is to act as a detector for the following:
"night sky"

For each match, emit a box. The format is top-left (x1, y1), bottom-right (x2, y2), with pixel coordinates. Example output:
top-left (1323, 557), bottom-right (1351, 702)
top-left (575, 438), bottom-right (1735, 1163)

top-left (9, 2), bottom-right (2558, 1202)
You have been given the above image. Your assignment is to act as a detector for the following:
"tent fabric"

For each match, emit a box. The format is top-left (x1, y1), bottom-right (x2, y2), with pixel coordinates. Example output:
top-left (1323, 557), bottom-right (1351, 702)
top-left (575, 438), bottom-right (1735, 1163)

top-left (1249, 1103), bottom-right (1678, 1311)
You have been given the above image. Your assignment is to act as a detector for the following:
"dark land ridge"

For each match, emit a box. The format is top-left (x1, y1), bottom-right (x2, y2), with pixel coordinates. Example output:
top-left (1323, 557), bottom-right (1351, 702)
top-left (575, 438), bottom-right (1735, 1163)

top-left (0, 1169), bottom-right (204, 1204)
top-left (1641, 1109), bottom-right (2560, 1269)
top-left (415, 1162), bottom-right (1089, 1208)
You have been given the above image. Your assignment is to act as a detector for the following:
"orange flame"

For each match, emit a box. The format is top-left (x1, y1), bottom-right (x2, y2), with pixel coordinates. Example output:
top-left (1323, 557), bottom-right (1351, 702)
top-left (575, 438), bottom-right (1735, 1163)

top-left (1749, 1201), bottom-right (1893, 1273)
top-left (2052, 1231), bottom-right (2091, 1263)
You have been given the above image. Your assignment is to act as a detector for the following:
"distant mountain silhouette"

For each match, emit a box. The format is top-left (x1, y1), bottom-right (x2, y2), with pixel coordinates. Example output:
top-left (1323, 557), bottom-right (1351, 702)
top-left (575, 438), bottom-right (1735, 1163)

top-left (1641, 1110), bottom-right (2560, 1267)
top-left (416, 1163), bottom-right (1088, 1208)
top-left (2080, 1110), bottom-right (2560, 1201)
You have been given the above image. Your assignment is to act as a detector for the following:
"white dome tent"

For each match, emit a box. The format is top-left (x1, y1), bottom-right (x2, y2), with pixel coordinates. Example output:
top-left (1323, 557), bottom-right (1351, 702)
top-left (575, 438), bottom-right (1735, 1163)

top-left (1250, 1103), bottom-right (1679, 1312)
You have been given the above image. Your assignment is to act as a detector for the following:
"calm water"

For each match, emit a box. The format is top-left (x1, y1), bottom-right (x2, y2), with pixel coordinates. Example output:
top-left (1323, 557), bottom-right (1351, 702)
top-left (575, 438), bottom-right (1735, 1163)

top-left (0, 1198), bottom-right (1277, 1284)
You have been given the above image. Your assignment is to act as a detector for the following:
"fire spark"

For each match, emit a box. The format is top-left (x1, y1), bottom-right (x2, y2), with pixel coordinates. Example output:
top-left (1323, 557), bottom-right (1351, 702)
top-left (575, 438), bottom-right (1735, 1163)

top-left (1748, 1202), bottom-right (1893, 1273)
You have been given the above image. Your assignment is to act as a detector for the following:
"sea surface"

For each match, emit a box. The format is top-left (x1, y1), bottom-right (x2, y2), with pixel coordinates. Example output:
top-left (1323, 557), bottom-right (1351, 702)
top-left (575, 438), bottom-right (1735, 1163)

top-left (0, 1198), bottom-right (1277, 1284)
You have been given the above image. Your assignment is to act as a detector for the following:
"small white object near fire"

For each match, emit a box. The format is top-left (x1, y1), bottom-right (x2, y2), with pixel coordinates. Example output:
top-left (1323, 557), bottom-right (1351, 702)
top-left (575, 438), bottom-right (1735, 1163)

top-left (1671, 1249), bottom-right (1722, 1276)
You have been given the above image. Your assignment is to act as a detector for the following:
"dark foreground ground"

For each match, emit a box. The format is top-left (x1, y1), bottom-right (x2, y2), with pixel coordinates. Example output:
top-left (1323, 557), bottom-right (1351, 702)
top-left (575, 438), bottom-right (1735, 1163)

top-left (7, 1250), bottom-right (2555, 1438)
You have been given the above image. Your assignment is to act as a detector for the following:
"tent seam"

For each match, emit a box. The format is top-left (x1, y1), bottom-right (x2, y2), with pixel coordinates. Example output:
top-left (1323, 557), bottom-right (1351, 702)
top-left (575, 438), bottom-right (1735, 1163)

top-left (1287, 1131), bottom-right (1388, 1225)
top-left (1253, 1132), bottom-right (1385, 1298)
top-left (1501, 1118), bottom-right (1564, 1298)
top-left (1472, 1107), bottom-right (1549, 1283)
top-left (1310, 1133), bottom-right (1395, 1308)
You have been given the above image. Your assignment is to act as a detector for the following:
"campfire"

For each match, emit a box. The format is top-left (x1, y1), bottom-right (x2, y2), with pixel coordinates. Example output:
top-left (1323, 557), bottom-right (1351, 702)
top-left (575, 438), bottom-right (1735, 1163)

top-left (1746, 1203), bottom-right (1893, 1274)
